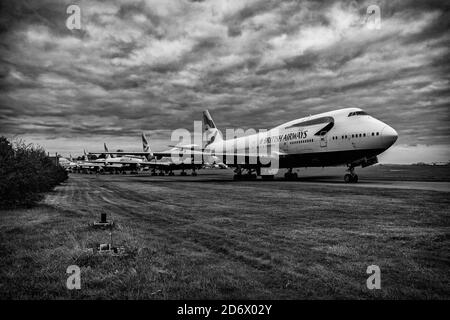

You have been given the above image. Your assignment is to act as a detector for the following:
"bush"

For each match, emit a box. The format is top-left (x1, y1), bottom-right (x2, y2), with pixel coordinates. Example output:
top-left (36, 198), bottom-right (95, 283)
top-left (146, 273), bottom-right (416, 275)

top-left (0, 137), bottom-right (68, 209)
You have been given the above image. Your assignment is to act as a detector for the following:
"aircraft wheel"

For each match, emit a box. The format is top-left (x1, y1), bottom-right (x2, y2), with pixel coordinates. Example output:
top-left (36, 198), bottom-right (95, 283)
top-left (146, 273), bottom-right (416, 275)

top-left (192, 172), bottom-right (198, 176)
top-left (344, 174), bottom-right (352, 183)
top-left (351, 174), bottom-right (358, 183)
top-left (261, 175), bottom-right (274, 181)
top-left (180, 171), bottom-right (187, 176)
top-left (284, 172), bottom-right (297, 180)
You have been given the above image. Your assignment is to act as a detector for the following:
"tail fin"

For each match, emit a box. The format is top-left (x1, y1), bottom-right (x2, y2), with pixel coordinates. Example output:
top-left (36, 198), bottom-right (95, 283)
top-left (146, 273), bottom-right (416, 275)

top-left (104, 142), bottom-right (114, 159)
top-left (142, 132), bottom-right (154, 161)
top-left (203, 110), bottom-right (223, 147)
top-left (83, 149), bottom-right (88, 161)
top-left (142, 132), bottom-right (151, 153)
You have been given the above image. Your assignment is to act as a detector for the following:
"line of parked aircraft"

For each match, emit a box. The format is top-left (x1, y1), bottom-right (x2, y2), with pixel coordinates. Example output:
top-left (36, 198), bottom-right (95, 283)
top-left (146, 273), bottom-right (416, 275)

top-left (60, 133), bottom-right (227, 176)
top-left (60, 107), bottom-right (398, 183)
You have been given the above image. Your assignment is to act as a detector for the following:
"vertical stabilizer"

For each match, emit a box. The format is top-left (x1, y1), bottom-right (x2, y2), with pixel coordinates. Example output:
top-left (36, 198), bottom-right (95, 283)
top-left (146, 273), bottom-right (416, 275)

top-left (142, 132), bottom-right (153, 161)
top-left (203, 110), bottom-right (223, 147)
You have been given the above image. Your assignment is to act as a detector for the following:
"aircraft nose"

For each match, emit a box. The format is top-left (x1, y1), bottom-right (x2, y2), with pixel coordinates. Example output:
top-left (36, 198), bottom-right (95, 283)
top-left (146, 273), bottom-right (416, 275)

top-left (382, 125), bottom-right (398, 146)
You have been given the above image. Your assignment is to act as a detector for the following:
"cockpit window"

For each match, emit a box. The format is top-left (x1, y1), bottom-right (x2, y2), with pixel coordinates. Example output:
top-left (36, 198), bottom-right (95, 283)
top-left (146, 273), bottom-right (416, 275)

top-left (348, 111), bottom-right (368, 117)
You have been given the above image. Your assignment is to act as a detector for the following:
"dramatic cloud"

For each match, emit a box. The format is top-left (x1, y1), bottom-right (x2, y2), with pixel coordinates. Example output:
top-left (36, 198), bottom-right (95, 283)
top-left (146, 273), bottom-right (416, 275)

top-left (0, 0), bottom-right (449, 162)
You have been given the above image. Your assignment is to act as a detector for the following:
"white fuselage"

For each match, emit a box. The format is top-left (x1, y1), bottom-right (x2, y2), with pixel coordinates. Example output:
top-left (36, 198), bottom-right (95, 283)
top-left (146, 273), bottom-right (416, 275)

top-left (205, 108), bottom-right (398, 168)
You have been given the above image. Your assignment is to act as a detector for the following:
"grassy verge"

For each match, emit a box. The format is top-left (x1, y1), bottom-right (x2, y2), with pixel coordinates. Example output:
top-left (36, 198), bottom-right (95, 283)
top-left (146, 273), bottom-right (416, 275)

top-left (0, 172), bottom-right (449, 299)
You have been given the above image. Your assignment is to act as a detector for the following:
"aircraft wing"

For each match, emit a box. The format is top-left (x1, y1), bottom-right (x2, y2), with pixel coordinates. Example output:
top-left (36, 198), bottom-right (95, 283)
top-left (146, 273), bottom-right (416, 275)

top-left (90, 150), bottom-right (286, 166)
top-left (139, 161), bottom-right (172, 166)
top-left (151, 150), bottom-right (286, 166)
top-left (167, 144), bottom-right (202, 150)
top-left (89, 152), bottom-right (151, 156)
top-left (78, 162), bottom-right (105, 168)
top-left (96, 160), bottom-right (142, 166)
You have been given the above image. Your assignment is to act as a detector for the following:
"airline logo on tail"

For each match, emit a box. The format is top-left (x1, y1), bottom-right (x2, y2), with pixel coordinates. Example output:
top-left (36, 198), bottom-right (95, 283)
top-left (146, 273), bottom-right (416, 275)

top-left (142, 132), bottom-right (154, 161)
top-left (203, 110), bottom-right (216, 131)
top-left (142, 133), bottom-right (150, 153)
top-left (203, 110), bottom-right (222, 147)
top-left (104, 143), bottom-right (113, 159)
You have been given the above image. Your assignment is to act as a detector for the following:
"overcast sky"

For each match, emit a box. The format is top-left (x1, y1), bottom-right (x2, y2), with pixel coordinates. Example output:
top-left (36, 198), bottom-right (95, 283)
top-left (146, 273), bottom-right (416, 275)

top-left (0, 0), bottom-right (449, 163)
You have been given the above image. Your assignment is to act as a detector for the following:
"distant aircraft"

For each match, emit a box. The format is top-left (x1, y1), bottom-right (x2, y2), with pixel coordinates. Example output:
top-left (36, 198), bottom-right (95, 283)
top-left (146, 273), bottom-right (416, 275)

top-left (72, 149), bottom-right (113, 173)
top-left (90, 133), bottom-right (203, 176)
top-left (58, 156), bottom-right (77, 170)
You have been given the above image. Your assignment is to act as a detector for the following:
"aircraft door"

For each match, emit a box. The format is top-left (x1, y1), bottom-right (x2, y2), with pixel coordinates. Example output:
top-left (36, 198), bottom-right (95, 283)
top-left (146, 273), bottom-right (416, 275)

top-left (319, 131), bottom-right (327, 148)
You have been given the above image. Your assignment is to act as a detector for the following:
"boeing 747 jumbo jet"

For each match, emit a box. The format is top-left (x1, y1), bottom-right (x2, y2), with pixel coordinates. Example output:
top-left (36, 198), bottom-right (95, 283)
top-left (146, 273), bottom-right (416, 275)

top-left (193, 107), bottom-right (398, 182)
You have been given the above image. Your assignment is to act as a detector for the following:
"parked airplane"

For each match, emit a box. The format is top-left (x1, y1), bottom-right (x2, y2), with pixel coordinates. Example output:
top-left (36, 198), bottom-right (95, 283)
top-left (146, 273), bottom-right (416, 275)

top-left (91, 133), bottom-right (204, 176)
top-left (58, 156), bottom-right (77, 170)
top-left (80, 137), bottom-right (151, 174)
top-left (189, 108), bottom-right (398, 182)
top-left (72, 149), bottom-right (116, 173)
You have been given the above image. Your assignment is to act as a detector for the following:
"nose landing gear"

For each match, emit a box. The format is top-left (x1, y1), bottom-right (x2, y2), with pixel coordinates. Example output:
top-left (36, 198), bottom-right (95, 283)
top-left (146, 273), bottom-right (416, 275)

top-left (284, 168), bottom-right (298, 180)
top-left (344, 166), bottom-right (358, 183)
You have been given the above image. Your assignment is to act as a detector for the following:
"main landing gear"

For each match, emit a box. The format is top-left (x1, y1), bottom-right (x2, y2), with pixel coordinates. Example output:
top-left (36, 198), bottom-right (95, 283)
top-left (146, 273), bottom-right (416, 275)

top-left (284, 168), bottom-right (298, 180)
top-left (233, 167), bottom-right (257, 180)
top-left (344, 166), bottom-right (358, 183)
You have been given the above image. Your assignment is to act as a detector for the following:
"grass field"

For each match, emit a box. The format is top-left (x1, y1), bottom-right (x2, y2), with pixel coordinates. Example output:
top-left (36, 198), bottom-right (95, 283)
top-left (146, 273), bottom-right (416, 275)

top-left (0, 165), bottom-right (449, 299)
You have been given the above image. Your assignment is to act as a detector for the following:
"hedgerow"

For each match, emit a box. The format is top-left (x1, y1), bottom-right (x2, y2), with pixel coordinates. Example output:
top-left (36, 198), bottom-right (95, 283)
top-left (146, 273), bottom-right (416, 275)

top-left (0, 137), bottom-right (68, 208)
